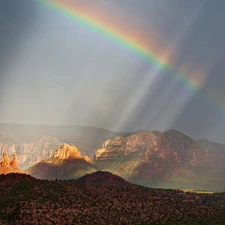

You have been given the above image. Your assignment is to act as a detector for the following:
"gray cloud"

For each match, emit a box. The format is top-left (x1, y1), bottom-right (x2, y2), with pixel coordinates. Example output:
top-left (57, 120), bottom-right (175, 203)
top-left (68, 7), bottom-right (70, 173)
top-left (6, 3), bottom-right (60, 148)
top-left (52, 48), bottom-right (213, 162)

top-left (0, 0), bottom-right (225, 143)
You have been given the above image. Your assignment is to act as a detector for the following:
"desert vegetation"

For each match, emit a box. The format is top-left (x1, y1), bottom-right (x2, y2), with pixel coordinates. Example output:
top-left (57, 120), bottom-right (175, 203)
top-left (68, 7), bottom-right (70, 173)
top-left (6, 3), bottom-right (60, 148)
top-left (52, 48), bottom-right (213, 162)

top-left (0, 172), bottom-right (224, 224)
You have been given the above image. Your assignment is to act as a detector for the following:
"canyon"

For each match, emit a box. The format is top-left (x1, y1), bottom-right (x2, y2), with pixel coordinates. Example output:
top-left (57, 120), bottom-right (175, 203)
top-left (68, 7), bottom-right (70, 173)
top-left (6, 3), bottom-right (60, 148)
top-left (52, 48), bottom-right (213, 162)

top-left (0, 123), bottom-right (123, 169)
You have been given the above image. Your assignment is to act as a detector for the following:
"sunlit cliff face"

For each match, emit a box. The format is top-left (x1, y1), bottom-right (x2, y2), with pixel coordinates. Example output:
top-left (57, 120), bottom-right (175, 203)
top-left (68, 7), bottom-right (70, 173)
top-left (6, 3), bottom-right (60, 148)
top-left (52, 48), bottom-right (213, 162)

top-left (53, 144), bottom-right (81, 160)
top-left (0, 152), bottom-right (21, 174)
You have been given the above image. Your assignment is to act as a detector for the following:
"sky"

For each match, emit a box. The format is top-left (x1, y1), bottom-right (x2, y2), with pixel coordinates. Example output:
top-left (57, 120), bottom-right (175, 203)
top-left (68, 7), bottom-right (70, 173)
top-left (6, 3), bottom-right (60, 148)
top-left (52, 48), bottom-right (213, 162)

top-left (0, 0), bottom-right (225, 143)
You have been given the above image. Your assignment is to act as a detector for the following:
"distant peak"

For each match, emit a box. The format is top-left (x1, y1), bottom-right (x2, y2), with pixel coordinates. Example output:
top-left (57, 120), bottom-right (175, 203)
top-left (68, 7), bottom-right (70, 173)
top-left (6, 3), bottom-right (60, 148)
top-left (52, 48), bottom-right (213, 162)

top-left (164, 129), bottom-right (193, 139)
top-left (165, 129), bottom-right (181, 134)
top-left (151, 130), bottom-right (162, 136)
top-left (197, 138), bottom-right (209, 142)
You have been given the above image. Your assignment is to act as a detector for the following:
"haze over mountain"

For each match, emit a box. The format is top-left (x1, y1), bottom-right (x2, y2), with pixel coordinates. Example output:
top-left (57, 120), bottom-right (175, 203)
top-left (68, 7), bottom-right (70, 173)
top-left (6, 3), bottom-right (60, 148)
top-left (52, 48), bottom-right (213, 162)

top-left (197, 138), bottom-right (225, 154)
top-left (0, 123), bottom-right (123, 169)
top-left (23, 129), bottom-right (225, 191)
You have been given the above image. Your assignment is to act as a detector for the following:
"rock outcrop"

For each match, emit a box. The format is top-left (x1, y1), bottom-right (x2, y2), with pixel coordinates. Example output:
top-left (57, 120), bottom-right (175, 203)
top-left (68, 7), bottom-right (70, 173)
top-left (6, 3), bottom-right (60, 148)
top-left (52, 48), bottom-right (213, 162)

top-left (0, 152), bottom-right (22, 174)
top-left (26, 144), bottom-right (96, 180)
top-left (53, 143), bottom-right (93, 163)
top-left (53, 144), bottom-right (81, 160)
top-left (1, 152), bottom-right (10, 166)
top-left (10, 154), bottom-right (18, 167)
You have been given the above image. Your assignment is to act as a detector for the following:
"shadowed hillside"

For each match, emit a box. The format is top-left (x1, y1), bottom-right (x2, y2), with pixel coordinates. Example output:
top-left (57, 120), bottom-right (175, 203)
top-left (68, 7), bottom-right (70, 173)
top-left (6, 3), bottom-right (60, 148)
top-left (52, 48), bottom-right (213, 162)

top-left (0, 172), bottom-right (225, 224)
top-left (26, 144), bottom-right (96, 180)
top-left (76, 171), bottom-right (133, 187)
top-left (197, 138), bottom-right (225, 153)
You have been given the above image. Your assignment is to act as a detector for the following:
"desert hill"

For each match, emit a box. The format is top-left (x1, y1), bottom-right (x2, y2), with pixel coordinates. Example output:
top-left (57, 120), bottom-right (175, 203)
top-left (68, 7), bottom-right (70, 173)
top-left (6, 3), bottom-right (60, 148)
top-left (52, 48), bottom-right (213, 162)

top-left (76, 170), bottom-right (132, 187)
top-left (0, 172), bottom-right (225, 224)
top-left (0, 173), bottom-right (34, 186)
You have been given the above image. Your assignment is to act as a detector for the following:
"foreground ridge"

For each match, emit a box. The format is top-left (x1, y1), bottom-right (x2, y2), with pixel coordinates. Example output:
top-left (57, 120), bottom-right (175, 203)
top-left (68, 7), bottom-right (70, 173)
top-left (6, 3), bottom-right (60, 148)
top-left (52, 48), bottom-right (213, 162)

top-left (0, 172), bottom-right (224, 224)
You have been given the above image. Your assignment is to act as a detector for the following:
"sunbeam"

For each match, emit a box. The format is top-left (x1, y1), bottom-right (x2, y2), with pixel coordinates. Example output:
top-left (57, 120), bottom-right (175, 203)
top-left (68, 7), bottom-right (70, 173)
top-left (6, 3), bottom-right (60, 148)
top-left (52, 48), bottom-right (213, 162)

top-left (0, 0), bottom-right (225, 143)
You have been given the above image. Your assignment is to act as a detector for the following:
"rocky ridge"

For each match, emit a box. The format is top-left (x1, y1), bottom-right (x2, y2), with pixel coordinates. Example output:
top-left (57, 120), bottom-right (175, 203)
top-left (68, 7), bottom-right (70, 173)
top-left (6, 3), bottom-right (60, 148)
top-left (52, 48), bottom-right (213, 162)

top-left (94, 130), bottom-right (225, 190)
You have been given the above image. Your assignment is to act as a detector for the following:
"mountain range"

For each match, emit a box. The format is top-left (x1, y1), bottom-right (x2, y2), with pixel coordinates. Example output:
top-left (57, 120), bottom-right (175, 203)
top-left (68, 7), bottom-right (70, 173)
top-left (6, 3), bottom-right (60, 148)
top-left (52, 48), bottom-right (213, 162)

top-left (0, 123), bottom-right (225, 191)
top-left (94, 130), bottom-right (225, 190)
top-left (0, 123), bottom-right (124, 169)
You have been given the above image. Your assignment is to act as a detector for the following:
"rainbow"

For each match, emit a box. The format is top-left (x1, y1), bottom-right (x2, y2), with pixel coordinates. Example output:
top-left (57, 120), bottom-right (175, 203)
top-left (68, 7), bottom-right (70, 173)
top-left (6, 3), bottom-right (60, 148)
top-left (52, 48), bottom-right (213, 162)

top-left (33, 0), bottom-right (204, 93)
top-left (33, 0), bottom-right (225, 119)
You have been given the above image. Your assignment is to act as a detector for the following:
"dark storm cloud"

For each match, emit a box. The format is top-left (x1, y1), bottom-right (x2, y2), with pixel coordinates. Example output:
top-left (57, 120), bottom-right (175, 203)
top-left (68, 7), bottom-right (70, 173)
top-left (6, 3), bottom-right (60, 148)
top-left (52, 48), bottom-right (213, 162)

top-left (0, 0), bottom-right (38, 72)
